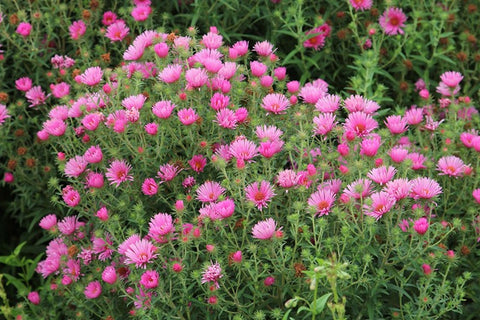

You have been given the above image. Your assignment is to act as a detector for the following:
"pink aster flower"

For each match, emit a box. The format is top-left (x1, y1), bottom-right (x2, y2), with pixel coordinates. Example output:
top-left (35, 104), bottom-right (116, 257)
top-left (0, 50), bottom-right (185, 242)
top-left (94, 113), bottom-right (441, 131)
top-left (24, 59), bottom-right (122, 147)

top-left (406, 152), bottom-right (427, 170)
top-left (344, 95), bottom-right (380, 114)
top-left (384, 115), bottom-right (408, 134)
top-left (16, 22), bottom-right (32, 37)
top-left (472, 189), bottom-right (480, 204)
top-left (49, 82), bottom-right (70, 99)
top-left (102, 11), bottom-right (117, 26)
top-left (299, 83), bottom-right (327, 104)
top-left (105, 160), bottom-right (133, 187)
top-left (250, 61), bottom-right (267, 77)
top-left (84, 281), bottom-right (102, 299)
top-left (215, 108), bottom-right (237, 129)
top-left (252, 218), bottom-right (282, 240)
top-left (202, 31), bottom-right (223, 49)
top-left (385, 178), bottom-right (412, 201)
top-left (344, 111), bottom-right (378, 138)
top-left (189, 154), bottom-right (207, 173)
top-left (64, 155), bottom-right (87, 178)
top-left (315, 94), bottom-right (341, 113)
top-left (158, 64), bottom-right (182, 83)
top-left (410, 177), bottom-right (442, 200)
top-left (62, 186), bottom-right (81, 207)
top-left (57, 215), bottom-right (81, 236)
top-left (140, 270), bottom-right (159, 289)
top-left (303, 23), bottom-right (331, 50)
top-left (196, 181), bottom-right (225, 203)
top-left (210, 92), bottom-right (230, 110)
top-left (80, 67), bottom-right (103, 86)
top-left (343, 178), bottom-right (372, 200)
top-left (122, 94), bottom-right (146, 110)
top-left (124, 239), bottom-right (158, 268)
top-left (105, 20), bottom-right (129, 42)
top-left (313, 113), bottom-right (336, 136)
top-left (85, 172), bottom-right (104, 189)
top-left (436, 155), bottom-right (466, 177)
top-left (178, 108), bottom-right (199, 125)
top-left (364, 191), bottom-right (396, 220)
top-left (185, 68), bottom-right (209, 88)
top-left (82, 112), bottom-right (103, 131)
top-left (27, 291), bottom-right (40, 305)
top-left (201, 261), bottom-right (223, 289)
top-left (308, 188), bottom-right (336, 216)
top-left (245, 180), bottom-right (276, 211)
top-left (460, 131), bottom-right (477, 148)
top-left (368, 166), bottom-right (396, 185)
top-left (254, 40), bottom-right (274, 56)
top-left (229, 138), bottom-right (258, 162)
top-left (141, 178), bottom-right (158, 196)
top-left (404, 107), bottom-right (424, 125)
top-left (39, 214), bottom-right (57, 231)
top-left (258, 140), bottom-right (284, 158)
top-left (440, 71), bottom-right (463, 88)
top-left (118, 234), bottom-right (141, 255)
top-left (42, 119), bottom-right (66, 136)
top-left (360, 135), bottom-right (382, 157)
top-left (154, 42), bottom-right (169, 58)
top-left (15, 77), bottom-right (32, 91)
top-left (123, 43), bottom-right (145, 61)
top-left (0, 104), bottom-right (10, 126)
top-left (26, 86), bottom-right (48, 107)
top-left (256, 125), bottom-right (283, 142)
top-left (148, 213), bottom-right (174, 243)
top-left (102, 266), bottom-right (117, 284)
top-left (131, 5), bottom-right (152, 21)
top-left (261, 93), bottom-right (290, 114)
top-left (413, 217), bottom-right (429, 235)
top-left (379, 7), bottom-right (407, 35)
top-left (69, 20), bottom-right (86, 40)
top-left (152, 100), bottom-right (176, 119)
top-left (388, 146), bottom-right (409, 163)
top-left (157, 163), bottom-right (181, 183)
top-left (84, 145), bottom-right (103, 163)
top-left (349, 0), bottom-right (372, 11)
top-left (276, 170), bottom-right (298, 188)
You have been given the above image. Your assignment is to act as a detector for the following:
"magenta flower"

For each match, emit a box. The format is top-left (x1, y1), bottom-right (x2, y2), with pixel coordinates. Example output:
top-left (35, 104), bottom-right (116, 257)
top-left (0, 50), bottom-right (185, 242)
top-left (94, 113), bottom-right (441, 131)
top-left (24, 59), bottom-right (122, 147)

top-left (303, 23), bottom-right (331, 50)
top-left (406, 152), bottom-right (427, 170)
top-left (360, 135), bottom-right (382, 157)
top-left (0, 104), bottom-right (10, 126)
top-left (124, 239), bottom-right (158, 269)
top-left (148, 213), bottom-right (174, 243)
top-left (299, 83), bottom-right (327, 104)
top-left (188, 155), bottom-right (207, 173)
top-left (344, 95), bottom-right (380, 114)
top-left (50, 82), bottom-right (70, 99)
top-left (202, 261), bottom-right (223, 289)
top-left (142, 178), bottom-right (158, 196)
top-left (57, 215), bottom-right (81, 236)
top-left (105, 160), bottom-right (133, 187)
top-left (258, 140), bottom-right (284, 158)
top-left (84, 145), bottom-right (103, 163)
top-left (245, 180), bottom-right (276, 211)
top-left (27, 291), bottom-right (40, 305)
top-left (308, 188), bottom-right (336, 216)
top-left (131, 5), bottom-right (152, 21)
top-left (102, 266), bottom-right (117, 284)
top-left (62, 186), bottom-right (81, 207)
top-left (178, 108), bottom-right (199, 125)
top-left (250, 61), bottom-right (267, 77)
top-left (210, 92), bottom-right (230, 111)
top-left (344, 111), bottom-right (378, 138)
top-left (413, 217), bottom-right (429, 235)
top-left (313, 113), bottom-right (336, 135)
top-left (154, 42), bottom-right (169, 58)
top-left (39, 214), bottom-right (57, 231)
top-left (69, 20), bottom-right (86, 40)
top-left (379, 7), bottom-right (407, 35)
top-left (64, 155), bottom-right (87, 178)
top-left (84, 281), bottom-right (102, 299)
top-left (102, 11), bottom-right (117, 26)
top-left (363, 191), bottom-right (396, 220)
top-left (43, 119), bottom-right (66, 136)
top-left (140, 270), bottom-right (159, 289)
top-left (80, 67), bottom-right (103, 86)
top-left (196, 181), bottom-right (225, 203)
top-left (26, 86), bottom-right (48, 107)
top-left (436, 155), bottom-right (466, 177)
top-left (215, 108), bottom-right (238, 129)
top-left (157, 163), bottom-right (181, 183)
top-left (16, 22), bottom-right (32, 37)
top-left (349, 0), bottom-right (372, 11)
top-left (410, 177), bottom-right (442, 200)
top-left (388, 146), bottom-right (408, 163)
top-left (252, 218), bottom-right (281, 240)
top-left (440, 71), bottom-right (463, 88)
top-left (85, 172), bottom-right (104, 189)
top-left (15, 77), bottom-right (33, 91)
top-left (105, 20), bottom-right (129, 42)
top-left (261, 93), bottom-right (290, 114)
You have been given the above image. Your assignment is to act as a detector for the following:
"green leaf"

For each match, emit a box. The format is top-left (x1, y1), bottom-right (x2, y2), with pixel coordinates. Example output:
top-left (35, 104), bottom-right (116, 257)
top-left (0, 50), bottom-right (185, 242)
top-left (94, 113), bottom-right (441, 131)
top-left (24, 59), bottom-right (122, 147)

top-left (14, 242), bottom-right (27, 256)
top-left (2, 274), bottom-right (28, 295)
top-left (297, 306), bottom-right (311, 314)
top-left (313, 293), bottom-right (332, 315)
top-left (282, 309), bottom-right (292, 320)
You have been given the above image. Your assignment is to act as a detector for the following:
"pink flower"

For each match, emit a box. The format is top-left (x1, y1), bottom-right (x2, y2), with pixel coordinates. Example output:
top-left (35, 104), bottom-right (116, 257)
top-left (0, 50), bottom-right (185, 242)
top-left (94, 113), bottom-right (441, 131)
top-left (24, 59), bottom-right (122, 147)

top-left (261, 93), bottom-right (290, 114)
top-left (410, 177), bottom-right (442, 200)
top-left (57, 215), bottom-right (81, 235)
top-left (303, 23), bottom-right (331, 50)
top-left (140, 270), bottom-right (159, 289)
top-left (245, 181), bottom-right (276, 211)
top-left (349, 0), bottom-right (372, 11)
top-left (256, 125), bottom-right (283, 142)
top-left (196, 181), bottom-right (225, 203)
top-left (413, 217), bottom-right (429, 235)
top-left (258, 140), bottom-right (284, 158)
top-left (27, 291), bottom-right (40, 305)
top-left (254, 40), bottom-right (274, 56)
top-left (50, 82), bottom-right (70, 99)
top-left (105, 160), bottom-right (133, 187)
top-left (157, 163), bottom-right (181, 183)
top-left (250, 61), bottom-right (267, 77)
top-left (15, 77), bottom-right (32, 91)
top-left (131, 5), bottom-right (152, 21)
top-left (440, 71), bottom-right (463, 88)
top-left (367, 166), bottom-right (396, 185)
top-left (102, 11), bottom-right (117, 26)
top-left (96, 207), bottom-right (109, 221)
top-left (26, 86), bottom-right (48, 107)
top-left (315, 94), bottom-right (341, 113)
top-left (39, 214), bottom-right (57, 230)
top-left (152, 100), bottom-right (176, 118)
top-left (16, 22), bottom-right (32, 37)
top-left (123, 43), bottom-right (145, 60)
top-left (62, 186), bottom-right (81, 207)
top-left (472, 189), bottom-right (480, 204)
top-left (215, 199), bottom-right (235, 219)
top-left (344, 95), bottom-right (379, 114)
top-left (404, 107), bottom-right (424, 125)
top-left (264, 276), bottom-right (275, 286)
top-left (122, 94), bottom-right (146, 110)
top-left (148, 213), bottom-right (174, 243)
top-left (231, 251), bottom-right (243, 263)
top-left (82, 113), bottom-right (103, 131)
top-left (69, 20), bottom-right (86, 40)
top-left (360, 135), bottom-right (382, 157)
top-left (80, 67), bottom-right (103, 86)
top-left (178, 108), bottom-right (199, 125)
top-left (105, 20), bottom-right (129, 42)
top-left (210, 92), bottom-right (230, 111)
top-left (154, 42), bottom-right (169, 58)
top-left (185, 68), bottom-right (209, 88)
top-left (300, 84), bottom-right (327, 104)
top-left (385, 178), bottom-right (412, 200)
top-left (189, 155), bottom-right (207, 173)
top-left (343, 179), bottom-right (372, 200)
top-left (379, 7), bottom-right (407, 35)
top-left (43, 119), bottom-right (66, 136)
top-left (102, 266), bottom-right (117, 284)
top-left (124, 239), bottom-right (158, 268)
top-left (215, 108), bottom-right (238, 129)
top-left (436, 155), bottom-right (466, 177)
top-left (84, 281), bottom-right (102, 299)
top-left (406, 152), bottom-right (427, 170)
top-left (422, 264), bottom-right (432, 275)
top-left (252, 218), bottom-right (282, 240)
top-left (84, 145), bottom-right (103, 163)
top-left (64, 155), bottom-right (87, 178)
top-left (308, 188), bottom-right (336, 216)
top-left (344, 112), bottom-right (378, 138)
top-left (384, 115), bottom-right (408, 134)
top-left (202, 31), bottom-right (223, 49)
top-left (313, 113), bottom-right (336, 135)
top-left (202, 261), bottom-right (223, 289)
top-left (388, 146), bottom-right (409, 163)
top-left (363, 191), bottom-right (396, 220)
top-left (276, 170), bottom-right (298, 188)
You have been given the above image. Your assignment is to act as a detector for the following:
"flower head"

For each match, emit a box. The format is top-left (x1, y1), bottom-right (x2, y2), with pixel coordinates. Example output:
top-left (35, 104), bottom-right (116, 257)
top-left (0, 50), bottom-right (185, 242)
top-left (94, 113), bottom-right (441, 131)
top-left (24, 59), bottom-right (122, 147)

top-left (436, 156), bottom-right (466, 177)
top-left (105, 160), bottom-right (133, 187)
top-left (245, 181), bottom-right (275, 211)
top-left (308, 188), bottom-right (336, 216)
top-left (261, 93), bottom-right (290, 114)
top-left (196, 181), bottom-right (225, 203)
top-left (201, 261), bottom-right (223, 289)
top-left (379, 8), bottom-right (407, 35)
top-left (363, 192), bottom-right (396, 220)
top-left (410, 177), bottom-right (442, 200)
top-left (124, 239), bottom-right (158, 269)
top-left (252, 218), bottom-right (282, 240)
top-left (84, 281), bottom-right (102, 299)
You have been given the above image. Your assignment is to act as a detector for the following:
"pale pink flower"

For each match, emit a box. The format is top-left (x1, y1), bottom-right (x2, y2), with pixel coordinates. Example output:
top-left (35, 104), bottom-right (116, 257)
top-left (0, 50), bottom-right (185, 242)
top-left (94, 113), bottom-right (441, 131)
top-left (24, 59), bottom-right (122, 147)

top-left (49, 105), bottom-right (69, 120)
top-left (344, 111), bottom-right (378, 138)
top-left (102, 266), bottom-right (117, 284)
top-left (350, 0), bottom-right (372, 11)
top-left (254, 40), bottom-right (274, 56)
top-left (202, 261), bottom-right (223, 289)
top-left (118, 234), bottom-right (141, 255)
top-left (404, 107), bottom-right (424, 125)
top-left (15, 77), bottom-right (32, 91)
top-left (388, 146), bottom-right (409, 163)
top-left (173, 36), bottom-right (191, 50)
top-left (80, 67), bottom-right (103, 86)
top-left (131, 5), bottom-right (152, 22)
top-left (258, 140), bottom-right (284, 158)
top-left (406, 152), bottom-right (427, 170)
top-left (410, 177), bottom-right (442, 200)
top-left (42, 119), bottom-right (66, 136)
top-left (252, 218), bottom-right (281, 240)
top-left (313, 113), bottom-right (336, 135)
top-left (315, 94), bottom-right (341, 113)
top-left (157, 163), bottom-right (181, 183)
top-left (424, 116), bottom-right (443, 131)
top-left (84, 281), bottom-right (102, 299)
top-left (384, 115), bottom-right (408, 134)
top-left (276, 170), bottom-right (297, 188)
top-left (384, 178), bottom-right (412, 200)
top-left (230, 40), bottom-right (249, 58)
top-left (26, 86), bottom-right (48, 107)
top-left (185, 68), bottom-right (209, 88)
top-left (69, 20), bottom-right (86, 40)
top-left (364, 191), bottom-right (396, 220)
top-left (49, 82), bottom-right (69, 99)
top-left (379, 8), bottom-right (407, 35)
top-left (202, 31), bottom-right (223, 49)
top-left (343, 179), bottom-right (372, 200)
top-left (84, 145), bottom-right (103, 163)
top-left (256, 125), bottom-right (283, 142)
top-left (344, 95), bottom-right (380, 114)
top-left (62, 186), bottom-right (81, 207)
top-left (436, 155), bottom-right (466, 177)
top-left (105, 20), bottom-right (129, 42)
top-left (39, 214), bottom-right (57, 230)
top-left (123, 43), bottom-right (145, 60)
top-left (413, 217), bottom-right (429, 235)
top-left (58, 215), bottom-right (81, 235)
top-left (105, 160), bottom-right (133, 187)
top-left (158, 64), bottom-right (182, 83)
top-left (81, 112), bottom-right (103, 131)
top-left (245, 181), bottom-right (276, 211)
top-left (122, 94), bottom-right (146, 110)
top-left (148, 213), bottom-right (174, 243)
top-left (214, 198), bottom-right (235, 219)
top-left (299, 84), bottom-right (327, 104)
top-left (152, 100), bottom-right (176, 118)
top-left (140, 270), bottom-right (159, 289)
top-left (308, 188), bottom-right (336, 216)
top-left (440, 71), bottom-right (463, 88)
top-left (124, 239), bottom-right (158, 268)
top-left (367, 166), bottom-right (396, 185)
top-left (261, 93), bottom-right (290, 114)
top-left (178, 108), bottom-right (199, 125)
top-left (141, 178), bottom-right (158, 196)
top-left (215, 108), bottom-right (237, 129)
top-left (219, 62), bottom-right (237, 80)
top-left (196, 181), bottom-right (225, 203)
top-left (65, 155), bottom-right (87, 178)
